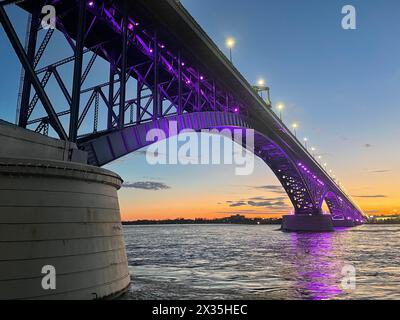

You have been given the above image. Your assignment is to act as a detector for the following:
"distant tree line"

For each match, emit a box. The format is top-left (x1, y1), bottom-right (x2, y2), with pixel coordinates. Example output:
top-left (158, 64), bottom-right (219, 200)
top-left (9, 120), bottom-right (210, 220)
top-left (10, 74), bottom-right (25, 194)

top-left (122, 215), bottom-right (282, 226)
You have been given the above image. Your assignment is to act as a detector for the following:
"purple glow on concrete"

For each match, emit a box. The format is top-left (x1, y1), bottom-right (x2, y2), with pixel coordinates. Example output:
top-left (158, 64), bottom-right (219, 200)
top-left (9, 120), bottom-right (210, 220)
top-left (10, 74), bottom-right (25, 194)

top-left (332, 216), bottom-right (345, 221)
top-left (298, 162), bottom-right (326, 186)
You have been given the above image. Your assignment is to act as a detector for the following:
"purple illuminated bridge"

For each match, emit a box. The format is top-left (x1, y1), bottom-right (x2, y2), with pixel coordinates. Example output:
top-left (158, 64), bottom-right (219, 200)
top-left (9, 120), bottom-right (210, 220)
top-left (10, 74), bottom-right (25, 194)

top-left (0, 0), bottom-right (367, 231)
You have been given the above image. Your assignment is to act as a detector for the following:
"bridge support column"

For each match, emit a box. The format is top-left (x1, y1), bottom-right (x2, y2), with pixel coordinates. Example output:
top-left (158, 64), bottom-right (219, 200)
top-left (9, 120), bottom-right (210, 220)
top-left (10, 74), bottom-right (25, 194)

top-left (282, 214), bottom-right (334, 232)
top-left (0, 157), bottom-right (130, 299)
top-left (332, 219), bottom-right (355, 228)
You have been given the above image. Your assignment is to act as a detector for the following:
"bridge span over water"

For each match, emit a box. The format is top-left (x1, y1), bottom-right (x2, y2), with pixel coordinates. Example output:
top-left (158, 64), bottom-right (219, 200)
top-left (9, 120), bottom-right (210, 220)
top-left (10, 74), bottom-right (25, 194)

top-left (0, 0), bottom-right (367, 299)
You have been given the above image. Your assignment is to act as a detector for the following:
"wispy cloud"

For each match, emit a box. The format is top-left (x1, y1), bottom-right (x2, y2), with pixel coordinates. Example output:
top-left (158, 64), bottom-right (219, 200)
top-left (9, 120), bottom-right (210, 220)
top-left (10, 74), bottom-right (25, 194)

top-left (225, 195), bottom-right (290, 210)
top-left (254, 185), bottom-right (282, 190)
top-left (352, 194), bottom-right (387, 198)
top-left (217, 210), bottom-right (259, 215)
top-left (253, 185), bottom-right (286, 194)
top-left (122, 181), bottom-right (171, 191)
top-left (247, 200), bottom-right (288, 208)
top-left (229, 201), bottom-right (247, 207)
top-left (248, 196), bottom-right (286, 201)
top-left (367, 169), bottom-right (390, 174)
top-left (365, 210), bottom-right (380, 214)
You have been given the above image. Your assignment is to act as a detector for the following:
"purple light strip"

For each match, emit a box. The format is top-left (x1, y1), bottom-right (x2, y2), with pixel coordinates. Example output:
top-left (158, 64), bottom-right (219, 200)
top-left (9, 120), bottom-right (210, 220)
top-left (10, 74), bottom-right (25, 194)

top-left (87, 2), bottom-right (243, 114)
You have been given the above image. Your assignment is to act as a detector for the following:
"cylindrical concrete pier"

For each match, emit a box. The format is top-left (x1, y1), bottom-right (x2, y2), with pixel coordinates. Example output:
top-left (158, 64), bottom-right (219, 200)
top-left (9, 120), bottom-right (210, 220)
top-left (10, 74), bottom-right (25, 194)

top-left (282, 214), bottom-right (334, 232)
top-left (0, 158), bottom-right (130, 300)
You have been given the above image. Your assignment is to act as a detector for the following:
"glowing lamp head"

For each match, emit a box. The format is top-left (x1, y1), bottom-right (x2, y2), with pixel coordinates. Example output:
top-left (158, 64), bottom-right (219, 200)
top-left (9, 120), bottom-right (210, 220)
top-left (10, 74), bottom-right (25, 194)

top-left (128, 23), bottom-right (134, 31)
top-left (226, 37), bottom-right (236, 49)
top-left (257, 78), bottom-right (265, 86)
top-left (88, 1), bottom-right (94, 7)
top-left (234, 107), bottom-right (239, 113)
top-left (303, 137), bottom-right (308, 142)
top-left (276, 102), bottom-right (285, 111)
top-left (292, 123), bottom-right (298, 129)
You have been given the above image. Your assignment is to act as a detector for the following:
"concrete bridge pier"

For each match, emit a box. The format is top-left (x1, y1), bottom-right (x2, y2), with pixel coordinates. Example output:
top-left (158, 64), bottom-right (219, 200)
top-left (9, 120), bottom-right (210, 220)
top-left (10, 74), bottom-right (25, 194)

top-left (0, 121), bottom-right (130, 299)
top-left (332, 219), bottom-right (356, 228)
top-left (282, 214), bottom-right (334, 232)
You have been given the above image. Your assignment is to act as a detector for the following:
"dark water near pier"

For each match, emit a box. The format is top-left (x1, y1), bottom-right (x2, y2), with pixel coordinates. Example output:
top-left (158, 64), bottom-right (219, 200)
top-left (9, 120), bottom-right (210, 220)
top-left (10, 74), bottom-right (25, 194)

top-left (122, 224), bottom-right (400, 300)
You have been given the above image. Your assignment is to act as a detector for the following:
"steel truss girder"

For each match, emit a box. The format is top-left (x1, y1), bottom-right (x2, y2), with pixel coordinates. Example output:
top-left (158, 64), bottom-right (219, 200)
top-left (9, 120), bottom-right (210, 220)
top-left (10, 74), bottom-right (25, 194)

top-left (13, 0), bottom-right (247, 141)
top-left (2, 1), bottom-right (365, 221)
top-left (0, 5), bottom-right (67, 139)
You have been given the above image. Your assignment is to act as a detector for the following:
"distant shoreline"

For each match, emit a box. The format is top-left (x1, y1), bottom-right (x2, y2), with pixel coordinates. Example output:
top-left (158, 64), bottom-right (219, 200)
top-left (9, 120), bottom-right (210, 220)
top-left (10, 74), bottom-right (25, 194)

top-left (122, 215), bottom-right (282, 226)
top-left (122, 214), bottom-right (400, 226)
top-left (122, 221), bottom-right (400, 226)
top-left (122, 221), bottom-right (283, 226)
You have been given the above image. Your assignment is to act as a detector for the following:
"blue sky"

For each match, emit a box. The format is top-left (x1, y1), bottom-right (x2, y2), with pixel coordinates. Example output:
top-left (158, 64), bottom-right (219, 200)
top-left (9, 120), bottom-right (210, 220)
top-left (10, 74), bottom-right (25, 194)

top-left (0, 0), bottom-right (399, 218)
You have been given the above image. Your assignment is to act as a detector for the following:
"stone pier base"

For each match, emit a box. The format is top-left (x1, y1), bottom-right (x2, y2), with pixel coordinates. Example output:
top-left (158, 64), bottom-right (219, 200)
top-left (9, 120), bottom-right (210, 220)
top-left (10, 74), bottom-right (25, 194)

top-left (282, 214), bottom-right (334, 232)
top-left (332, 219), bottom-right (355, 228)
top-left (0, 158), bottom-right (130, 300)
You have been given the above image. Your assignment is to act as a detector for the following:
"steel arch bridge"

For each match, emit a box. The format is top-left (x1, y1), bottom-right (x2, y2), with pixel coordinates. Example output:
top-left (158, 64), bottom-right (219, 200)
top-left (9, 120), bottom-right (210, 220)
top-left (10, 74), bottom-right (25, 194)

top-left (0, 0), bottom-right (367, 230)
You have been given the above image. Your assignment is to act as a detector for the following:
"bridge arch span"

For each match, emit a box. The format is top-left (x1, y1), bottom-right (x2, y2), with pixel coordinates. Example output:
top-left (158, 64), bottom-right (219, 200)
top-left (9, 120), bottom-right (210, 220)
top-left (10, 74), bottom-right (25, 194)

top-left (320, 190), bottom-right (366, 226)
top-left (79, 111), bottom-right (325, 216)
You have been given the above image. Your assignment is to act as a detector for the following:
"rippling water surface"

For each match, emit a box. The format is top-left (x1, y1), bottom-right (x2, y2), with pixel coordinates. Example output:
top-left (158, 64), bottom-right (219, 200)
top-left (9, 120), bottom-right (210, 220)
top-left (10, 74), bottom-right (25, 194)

top-left (122, 224), bottom-right (400, 300)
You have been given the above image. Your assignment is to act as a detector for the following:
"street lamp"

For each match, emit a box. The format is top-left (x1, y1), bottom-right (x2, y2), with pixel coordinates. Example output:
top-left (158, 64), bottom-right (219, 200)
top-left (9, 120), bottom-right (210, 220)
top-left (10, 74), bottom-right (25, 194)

top-left (253, 78), bottom-right (271, 105)
top-left (226, 37), bottom-right (235, 63)
top-left (276, 102), bottom-right (284, 120)
top-left (292, 122), bottom-right (298, 137)
top-left (303, 137), bottom-right (308, 149)
top-left (257, 78), bottom-right (265, 86)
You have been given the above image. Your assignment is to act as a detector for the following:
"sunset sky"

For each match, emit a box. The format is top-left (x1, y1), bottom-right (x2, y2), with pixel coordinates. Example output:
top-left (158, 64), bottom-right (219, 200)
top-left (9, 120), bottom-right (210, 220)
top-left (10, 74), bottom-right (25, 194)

top-left (0, 0), bottom-right (399, 220)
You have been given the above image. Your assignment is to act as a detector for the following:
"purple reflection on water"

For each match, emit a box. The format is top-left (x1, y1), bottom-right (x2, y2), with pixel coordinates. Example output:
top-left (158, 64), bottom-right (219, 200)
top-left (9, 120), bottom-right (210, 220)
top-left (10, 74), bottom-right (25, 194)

top-left (290, 232), bottom-right (344, 300)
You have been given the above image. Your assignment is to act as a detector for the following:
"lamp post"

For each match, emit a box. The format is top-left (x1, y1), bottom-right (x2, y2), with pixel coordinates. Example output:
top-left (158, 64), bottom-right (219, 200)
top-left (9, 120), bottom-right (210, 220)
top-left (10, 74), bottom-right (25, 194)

top-left (303, 137), bottom-right (308, 149)
top-left (253, 78), bottom-right (271, 106)
top-left (276, 102), bottom-right (284, 120)
top-left (226, 37), bottom-right (235, 63)
top-left (292, 122), bottom-right (298, 137)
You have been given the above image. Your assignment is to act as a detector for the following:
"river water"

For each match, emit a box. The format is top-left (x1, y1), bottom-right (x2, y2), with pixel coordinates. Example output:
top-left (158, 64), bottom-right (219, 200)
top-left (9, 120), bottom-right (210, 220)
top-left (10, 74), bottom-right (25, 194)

top-left (122, 224), bottom-right (399, 300)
